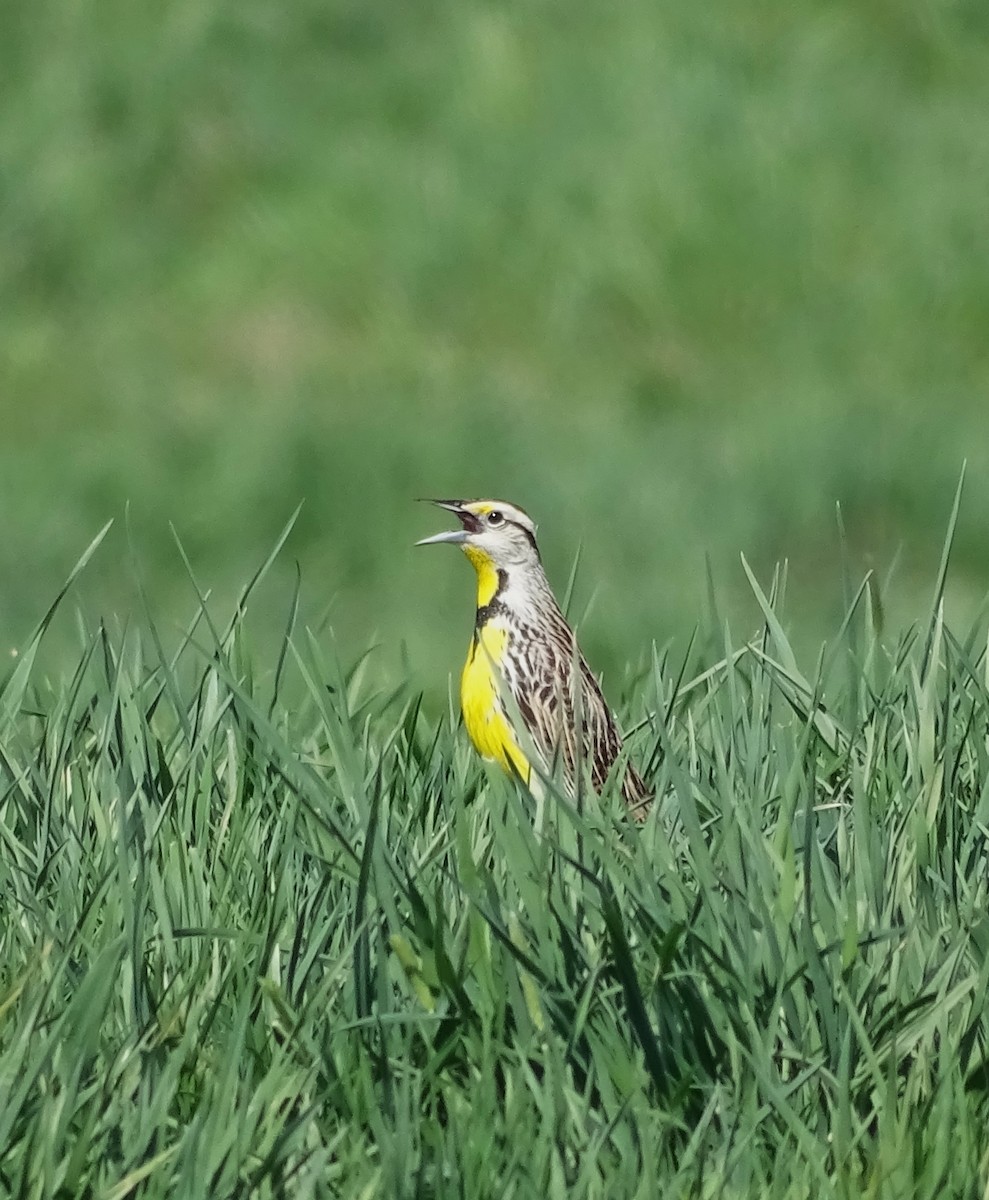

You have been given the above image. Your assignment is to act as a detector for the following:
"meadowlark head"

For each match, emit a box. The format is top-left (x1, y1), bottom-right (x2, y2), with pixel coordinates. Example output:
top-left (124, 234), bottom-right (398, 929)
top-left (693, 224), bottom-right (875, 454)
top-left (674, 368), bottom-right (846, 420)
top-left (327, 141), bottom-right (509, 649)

top-left (416, 499), bottom-right (541, 572)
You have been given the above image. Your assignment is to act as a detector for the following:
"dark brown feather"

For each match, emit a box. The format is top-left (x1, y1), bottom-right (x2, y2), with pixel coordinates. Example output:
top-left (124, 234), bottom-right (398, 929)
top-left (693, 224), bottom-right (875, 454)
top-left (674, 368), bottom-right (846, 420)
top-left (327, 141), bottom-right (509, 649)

top-left (499, 600), bottom-right (652, 822)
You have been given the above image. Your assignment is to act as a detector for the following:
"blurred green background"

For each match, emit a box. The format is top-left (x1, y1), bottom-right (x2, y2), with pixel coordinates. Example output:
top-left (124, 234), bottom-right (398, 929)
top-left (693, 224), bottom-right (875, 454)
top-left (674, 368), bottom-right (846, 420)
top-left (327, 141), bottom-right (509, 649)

top-left (4, 0), bottom-right (989, 697)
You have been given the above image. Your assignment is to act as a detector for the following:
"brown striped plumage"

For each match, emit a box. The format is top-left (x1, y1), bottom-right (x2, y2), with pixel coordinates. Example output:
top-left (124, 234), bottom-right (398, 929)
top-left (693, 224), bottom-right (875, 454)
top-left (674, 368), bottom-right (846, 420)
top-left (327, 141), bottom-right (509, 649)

top-left (500, 594), bottom-right (651, 818)
top-left (417, 498), bottom-right (652, 822)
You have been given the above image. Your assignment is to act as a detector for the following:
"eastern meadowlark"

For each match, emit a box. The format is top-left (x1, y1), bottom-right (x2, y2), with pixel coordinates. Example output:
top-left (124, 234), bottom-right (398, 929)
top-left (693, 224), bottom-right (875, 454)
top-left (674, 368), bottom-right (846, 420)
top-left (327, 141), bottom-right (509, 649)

top-left (417, 499), bottom-right (651, 821)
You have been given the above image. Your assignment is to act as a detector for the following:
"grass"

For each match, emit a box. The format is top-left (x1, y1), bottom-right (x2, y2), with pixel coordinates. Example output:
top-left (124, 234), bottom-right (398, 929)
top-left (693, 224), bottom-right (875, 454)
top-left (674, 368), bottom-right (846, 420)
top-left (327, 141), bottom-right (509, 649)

top-left (4, 5), bottom-right (989, 1189)
top-left (1, 513), bottom-right (988, 1199)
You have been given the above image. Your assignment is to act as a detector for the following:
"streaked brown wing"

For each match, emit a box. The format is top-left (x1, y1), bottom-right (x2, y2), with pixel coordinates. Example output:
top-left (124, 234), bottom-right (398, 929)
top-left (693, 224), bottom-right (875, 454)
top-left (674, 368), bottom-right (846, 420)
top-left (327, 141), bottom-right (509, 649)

top-left (502, 610), bottom-right (651, 819)
top-left (499, 620), bottom-right (571, 779)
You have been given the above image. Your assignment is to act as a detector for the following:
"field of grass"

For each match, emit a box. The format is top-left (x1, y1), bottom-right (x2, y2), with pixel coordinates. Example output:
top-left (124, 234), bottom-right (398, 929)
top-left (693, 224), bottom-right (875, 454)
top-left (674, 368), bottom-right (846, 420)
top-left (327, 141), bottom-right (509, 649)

top-left (3, 3), bottom-right (989, 1191)
top-left (1, 512), bottom-right (988, 1198)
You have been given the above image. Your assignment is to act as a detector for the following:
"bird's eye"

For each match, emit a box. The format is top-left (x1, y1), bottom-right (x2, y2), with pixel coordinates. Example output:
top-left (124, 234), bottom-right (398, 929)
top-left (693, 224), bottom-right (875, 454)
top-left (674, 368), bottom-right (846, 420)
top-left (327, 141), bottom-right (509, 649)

top-left (487, 510), bottom-right (504, 526)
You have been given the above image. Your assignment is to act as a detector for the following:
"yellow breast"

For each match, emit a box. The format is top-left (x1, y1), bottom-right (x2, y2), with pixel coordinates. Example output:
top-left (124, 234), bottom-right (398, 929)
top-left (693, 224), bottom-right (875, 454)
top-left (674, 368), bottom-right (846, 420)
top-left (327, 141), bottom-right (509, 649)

top-left (460, 623), bottom-right (531, 784)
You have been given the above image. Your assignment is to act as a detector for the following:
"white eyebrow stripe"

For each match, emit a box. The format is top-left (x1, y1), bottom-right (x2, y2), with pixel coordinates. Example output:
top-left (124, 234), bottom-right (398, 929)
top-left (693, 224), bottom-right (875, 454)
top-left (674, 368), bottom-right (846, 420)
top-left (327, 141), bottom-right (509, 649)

top-left (462, 499), bottom-right (538, 541)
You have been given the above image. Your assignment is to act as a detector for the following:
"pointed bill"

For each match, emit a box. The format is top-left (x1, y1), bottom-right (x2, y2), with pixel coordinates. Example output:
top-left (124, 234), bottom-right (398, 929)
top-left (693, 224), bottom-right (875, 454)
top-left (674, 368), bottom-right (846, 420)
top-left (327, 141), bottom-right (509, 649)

top-left (415, 498), bottom-right (471, 545)
top-left (416, 528), bottom-right (468, 546)
top-left (417, 498), bottom-right (467, 513)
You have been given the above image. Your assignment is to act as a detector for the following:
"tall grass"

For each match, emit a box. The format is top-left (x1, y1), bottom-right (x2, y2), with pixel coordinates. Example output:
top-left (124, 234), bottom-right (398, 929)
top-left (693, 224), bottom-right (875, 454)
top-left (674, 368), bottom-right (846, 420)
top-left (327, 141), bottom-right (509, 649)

top-left (1, 514), bottom-right (987, 1198)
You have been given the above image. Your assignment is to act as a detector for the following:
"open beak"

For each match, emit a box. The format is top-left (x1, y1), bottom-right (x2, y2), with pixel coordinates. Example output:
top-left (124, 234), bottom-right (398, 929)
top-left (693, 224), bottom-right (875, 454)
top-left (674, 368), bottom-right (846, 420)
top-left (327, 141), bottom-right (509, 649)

top-left (415, 499), bottom-right (472, 546)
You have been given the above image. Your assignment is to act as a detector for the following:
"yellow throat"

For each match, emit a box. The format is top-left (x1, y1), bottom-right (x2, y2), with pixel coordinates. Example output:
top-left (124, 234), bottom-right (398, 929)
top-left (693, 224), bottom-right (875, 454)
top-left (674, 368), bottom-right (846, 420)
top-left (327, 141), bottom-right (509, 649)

top-left (463, 545), bottom-right (501, 608)
top-left (458, 545), bottom-right (531, 783)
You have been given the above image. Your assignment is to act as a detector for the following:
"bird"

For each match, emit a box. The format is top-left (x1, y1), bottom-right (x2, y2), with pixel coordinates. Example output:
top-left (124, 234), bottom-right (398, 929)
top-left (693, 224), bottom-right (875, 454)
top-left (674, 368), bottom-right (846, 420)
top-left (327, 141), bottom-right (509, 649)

top-left (416, 498), bottom-right (651, 822)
